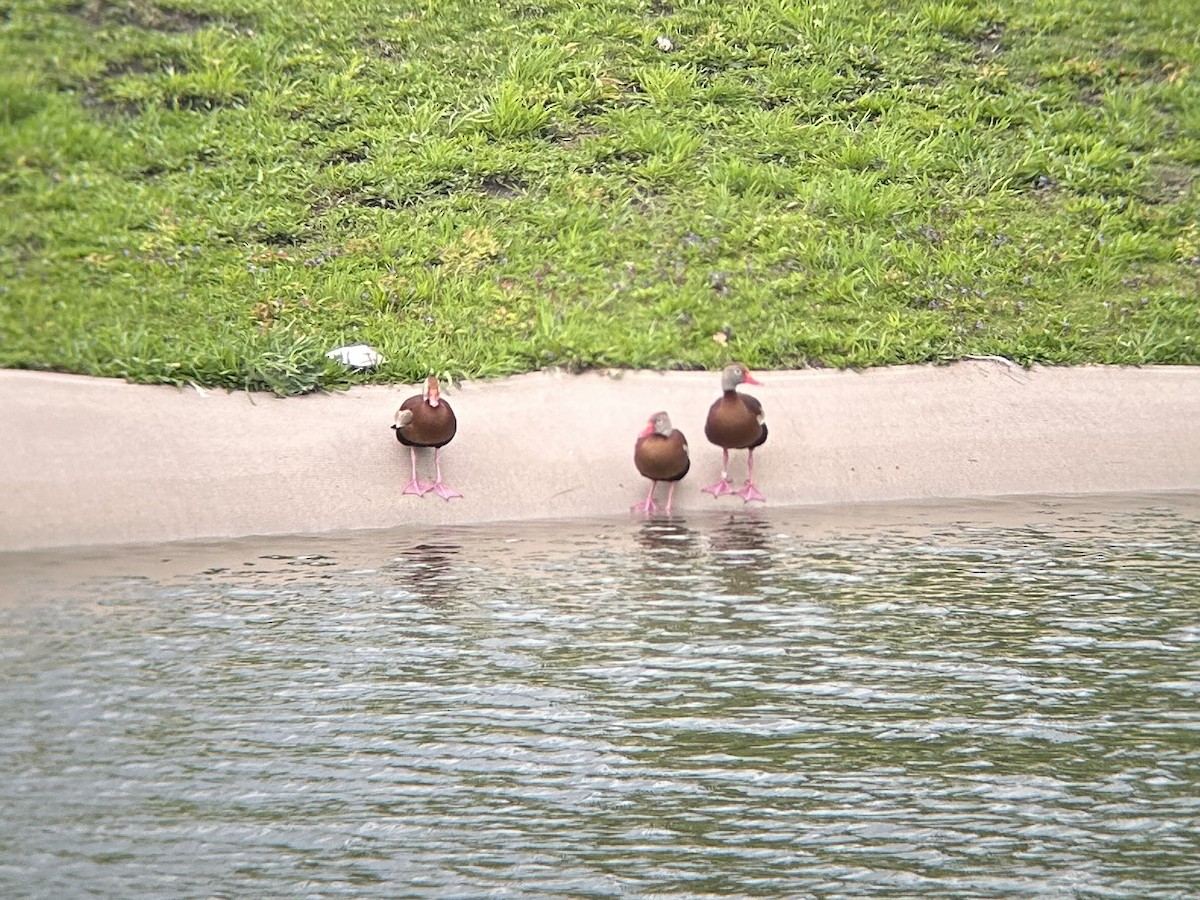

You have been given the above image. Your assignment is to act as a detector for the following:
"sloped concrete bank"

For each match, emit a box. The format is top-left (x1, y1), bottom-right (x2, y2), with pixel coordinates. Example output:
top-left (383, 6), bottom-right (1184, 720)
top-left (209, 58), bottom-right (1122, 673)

top-left (2, 362), bottom-right (1198, 551)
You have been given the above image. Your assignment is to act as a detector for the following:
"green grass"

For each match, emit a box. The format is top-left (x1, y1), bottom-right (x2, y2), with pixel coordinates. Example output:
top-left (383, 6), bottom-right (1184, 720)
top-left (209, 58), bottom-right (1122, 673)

top-left (2, 0), bottom-right (1198, 394)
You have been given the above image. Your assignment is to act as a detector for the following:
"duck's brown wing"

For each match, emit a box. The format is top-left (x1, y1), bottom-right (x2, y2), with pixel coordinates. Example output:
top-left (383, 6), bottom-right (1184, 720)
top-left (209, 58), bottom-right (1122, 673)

top-left (663, 430), bottom-right (691, 482)
top-left (393, 394), bottom-right (422, 446)
top-left (741, 393), bottom-right (767, 448)
top-left (741, 393), bottom-right (763, 419)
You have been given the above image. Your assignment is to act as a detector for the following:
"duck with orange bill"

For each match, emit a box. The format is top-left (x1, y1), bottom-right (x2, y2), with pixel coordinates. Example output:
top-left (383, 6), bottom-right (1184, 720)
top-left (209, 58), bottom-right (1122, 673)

top-left (391, 376), bottom-right (461, 501)
top-left (632, 411), bottom-right (690, 516)
top-left (702, 363), bottom-right (767, 502)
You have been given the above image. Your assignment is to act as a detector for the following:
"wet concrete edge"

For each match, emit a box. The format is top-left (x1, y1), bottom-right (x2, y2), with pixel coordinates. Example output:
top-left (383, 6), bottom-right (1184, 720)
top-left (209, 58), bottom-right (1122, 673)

top-left (2, 362), bottom-right (1199, 551)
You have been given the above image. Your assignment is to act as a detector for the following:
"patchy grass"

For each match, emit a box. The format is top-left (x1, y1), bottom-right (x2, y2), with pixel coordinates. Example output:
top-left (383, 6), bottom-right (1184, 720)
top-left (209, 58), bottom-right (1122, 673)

top-left (1, 0), bottom-right (1198, 394)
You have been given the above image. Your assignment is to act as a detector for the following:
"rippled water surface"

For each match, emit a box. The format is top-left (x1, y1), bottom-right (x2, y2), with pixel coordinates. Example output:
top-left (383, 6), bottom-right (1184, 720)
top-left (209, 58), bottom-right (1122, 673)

top-left (3, 494), bottom-right (1199, 898)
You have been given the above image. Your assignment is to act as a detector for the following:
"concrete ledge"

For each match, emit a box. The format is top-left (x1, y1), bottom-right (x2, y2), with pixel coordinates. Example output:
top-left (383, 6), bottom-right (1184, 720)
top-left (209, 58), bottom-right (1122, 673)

top-left (2, 362), bottom-right (1198, 551)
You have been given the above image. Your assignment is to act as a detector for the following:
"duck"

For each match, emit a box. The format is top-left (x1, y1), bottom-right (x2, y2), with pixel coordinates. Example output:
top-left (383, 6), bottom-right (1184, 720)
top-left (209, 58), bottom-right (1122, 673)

top-left (632, 411), bottom-right (690, 515)
top-left (702, 363), bottom-right (767, 502)
top-left (391, 376), bottom-right (461, 501)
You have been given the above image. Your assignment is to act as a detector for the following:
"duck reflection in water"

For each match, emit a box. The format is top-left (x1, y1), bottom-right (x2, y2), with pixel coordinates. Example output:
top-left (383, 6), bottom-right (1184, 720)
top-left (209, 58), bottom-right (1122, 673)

top-left (632, 519), bottom-right (703, 600)
top-left (636, 519), bottom-right (702, 559)
top-left (708, 511), bottom-right (774, 595)
top-left (386, 541), bottom-right (462, 603)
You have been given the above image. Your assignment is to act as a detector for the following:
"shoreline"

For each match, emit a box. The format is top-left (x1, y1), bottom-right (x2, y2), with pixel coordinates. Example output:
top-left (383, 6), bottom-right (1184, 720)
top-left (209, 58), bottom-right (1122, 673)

top-left (4, 491), bottom-right (1198, 605)
top-left (2, 362), bottom-right (1198, 552)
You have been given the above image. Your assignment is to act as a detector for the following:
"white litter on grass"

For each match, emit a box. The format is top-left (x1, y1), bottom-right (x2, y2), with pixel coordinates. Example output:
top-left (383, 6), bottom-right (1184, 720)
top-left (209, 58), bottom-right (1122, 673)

top-left (326, 343), bottom-right (385, 369)
top-left (655, 35), bottom-right (673, 52)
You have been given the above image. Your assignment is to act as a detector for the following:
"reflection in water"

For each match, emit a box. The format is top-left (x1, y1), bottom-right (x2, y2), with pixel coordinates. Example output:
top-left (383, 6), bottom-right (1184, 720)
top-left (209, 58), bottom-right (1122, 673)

top-left (635, 518), bottom-right (701, 559)
top-left (1, 497), bottom-right (1199, 897)
top-left (707, 509), bottom-right (774, 596)
top-left (385, 540), bottom-right (463, 603)
top-left (631, 519), bottom-right (702, 620)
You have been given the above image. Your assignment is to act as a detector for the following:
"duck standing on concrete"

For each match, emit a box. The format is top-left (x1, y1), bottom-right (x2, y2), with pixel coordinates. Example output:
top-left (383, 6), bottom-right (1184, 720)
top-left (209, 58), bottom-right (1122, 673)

top-left (632, 411), bottom-right (690, 515)
top-left (392, 376), bottom-right (461, 501)
top-left (703, 363), bottom-right (767, 502)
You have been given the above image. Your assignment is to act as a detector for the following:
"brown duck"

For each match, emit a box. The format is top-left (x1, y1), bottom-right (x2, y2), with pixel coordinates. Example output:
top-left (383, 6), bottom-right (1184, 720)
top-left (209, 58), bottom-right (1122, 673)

top-left (702, 363), bottom-right (767, 502)
top-left (632, 411), bottom-right (690, 515)
top-left (391, 376), bottom-right (461, 501)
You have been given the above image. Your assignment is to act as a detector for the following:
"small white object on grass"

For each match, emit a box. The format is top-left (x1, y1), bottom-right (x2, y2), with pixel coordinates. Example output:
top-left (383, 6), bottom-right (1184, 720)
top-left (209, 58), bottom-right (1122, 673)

top-left (326, 343), bottom-right (385, 369)
top-left (655, 35), bottom-right (673, 52)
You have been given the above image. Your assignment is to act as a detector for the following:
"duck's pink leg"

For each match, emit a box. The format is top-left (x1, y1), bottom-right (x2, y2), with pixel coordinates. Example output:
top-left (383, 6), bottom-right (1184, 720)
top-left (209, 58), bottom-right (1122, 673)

top-left (428, 447), bottom-right (462, 501)
top-left (703, 449), bottom-right (735, 497)
top-left (631, 481), bottom-right (659, 514)
top-left (403, 447), bottom-right (432, 496)
top-left (738, 448), bottom-right (766, 503)
top-left (664, 481), bottom-right (678, 515)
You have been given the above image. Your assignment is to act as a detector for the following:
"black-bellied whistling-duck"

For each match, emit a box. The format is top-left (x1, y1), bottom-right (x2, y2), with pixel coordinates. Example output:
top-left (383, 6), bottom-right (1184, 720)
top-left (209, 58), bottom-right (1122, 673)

top-left (633, 411), bottom-right (690, 515)
top-left (703, 363), bottom-right (767, 502)
top-left (391, 376), bottom-right (461, 501)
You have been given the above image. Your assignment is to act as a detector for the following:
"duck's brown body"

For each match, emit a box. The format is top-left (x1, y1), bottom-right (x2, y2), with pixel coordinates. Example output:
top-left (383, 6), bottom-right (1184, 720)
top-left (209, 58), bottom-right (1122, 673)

top-left (394, 393), bottom-right (457, 449)
top-left (632, 411), bottom-right (689, 515)
top-left (634, 430), bottom-right (690, 483)
top-left (704, 392), bottom-right (767, 451)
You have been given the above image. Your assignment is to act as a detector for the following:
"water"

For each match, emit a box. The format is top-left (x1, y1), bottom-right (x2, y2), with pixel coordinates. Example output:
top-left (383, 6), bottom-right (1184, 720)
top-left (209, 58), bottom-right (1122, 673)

top-left (2, 494), bottom-right (1199, 898)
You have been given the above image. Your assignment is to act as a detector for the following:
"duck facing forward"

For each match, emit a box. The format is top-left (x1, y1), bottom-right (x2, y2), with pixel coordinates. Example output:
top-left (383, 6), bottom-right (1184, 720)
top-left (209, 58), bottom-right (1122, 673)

top-left (392, 376), bottom-right (461, 501)
top-left (632, 411), bottom-right (690, 515)
top-left (702, 363), bottom-right (767, 502)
